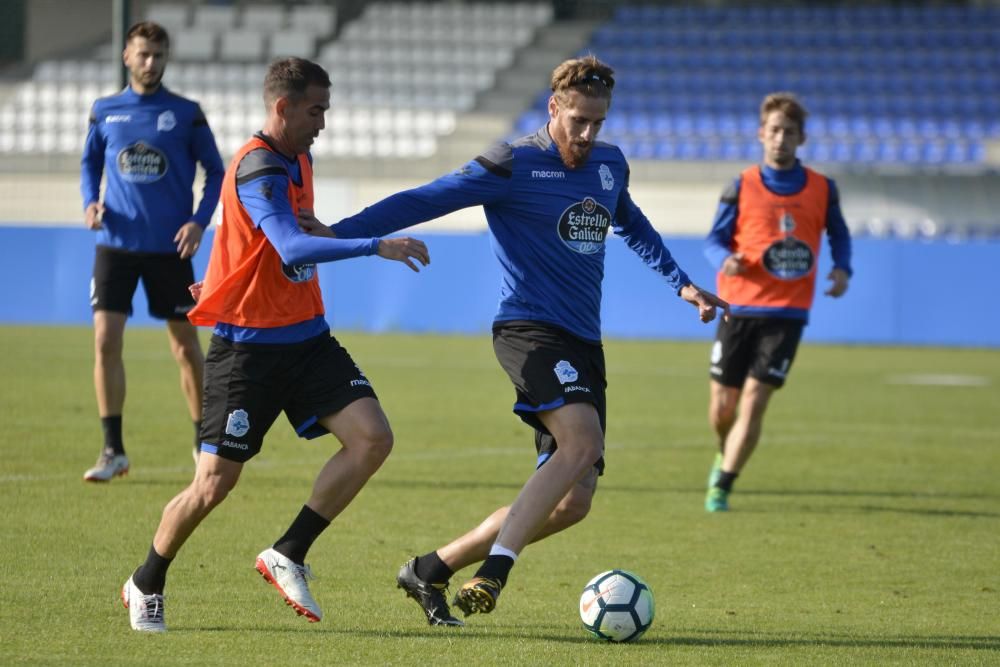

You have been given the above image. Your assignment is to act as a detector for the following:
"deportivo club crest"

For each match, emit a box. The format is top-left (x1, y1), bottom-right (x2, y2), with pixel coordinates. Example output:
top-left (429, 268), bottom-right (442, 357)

top-left (554, 360), bottom-right (579, 384)
top-left (779, 210), bottom-right (796, 233)
top-left (599, 163), bottom-right (614, 191)
top-left (157, 110), bottom-right (176, 132)
top-left (225, 409), bottom-right (250, 437)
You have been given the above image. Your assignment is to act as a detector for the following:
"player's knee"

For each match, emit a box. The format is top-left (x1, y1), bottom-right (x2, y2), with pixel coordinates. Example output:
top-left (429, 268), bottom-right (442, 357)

top-left (709, 400), bottom-right (737, 429)
top-left (358, 426), bottom-right (394, 466)
top-left (574, 441), bottom-right (604, 471)
top-left (191, 474), bottom-right (236, 509)
top-left (554, 489), bottom-right (592, 527)
top-left (94, 333), bottom-right (122, 360)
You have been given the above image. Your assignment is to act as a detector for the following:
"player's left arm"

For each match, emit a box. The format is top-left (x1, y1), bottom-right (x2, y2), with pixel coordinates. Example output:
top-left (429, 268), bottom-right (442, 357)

top-left (824, 178), bottom-right (852, 297)
top-left (176, 104), bottom-right (226, 258)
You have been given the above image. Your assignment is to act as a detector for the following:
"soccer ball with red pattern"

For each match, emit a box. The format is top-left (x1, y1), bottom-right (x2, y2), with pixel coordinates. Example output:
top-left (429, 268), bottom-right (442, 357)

top-left (579, 569), bottom-right (655, 642)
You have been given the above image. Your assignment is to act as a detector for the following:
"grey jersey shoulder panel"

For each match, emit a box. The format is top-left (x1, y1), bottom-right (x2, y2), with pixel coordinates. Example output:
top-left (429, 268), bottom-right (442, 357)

top-left (720, 179), bottom-right (739, 204)
top-left (236, 148), bottom-right (288, 185)
top-left (475, 141), bottom-right (514, 178)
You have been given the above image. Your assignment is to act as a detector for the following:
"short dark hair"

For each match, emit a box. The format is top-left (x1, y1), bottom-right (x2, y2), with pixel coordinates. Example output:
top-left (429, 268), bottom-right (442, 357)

top-left (126, 21), bottom-right (169, 49)
top-left (760, 92), bottom-right (808, 133)
top-left (550, 55), bottom-right (615, 104)
top-left (263, 57), bottom-right (331, 106)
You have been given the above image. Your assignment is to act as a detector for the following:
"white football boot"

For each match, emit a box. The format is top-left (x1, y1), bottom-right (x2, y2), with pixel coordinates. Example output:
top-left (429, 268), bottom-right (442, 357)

top-left (255, 548), bottom-right (322, 622)
top-left (121, 576), bottom-right (166, 633)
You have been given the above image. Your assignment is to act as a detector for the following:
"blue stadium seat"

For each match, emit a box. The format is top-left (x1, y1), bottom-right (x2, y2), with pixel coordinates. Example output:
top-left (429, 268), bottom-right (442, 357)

top-left (558, 4), bottom-right (999, 167)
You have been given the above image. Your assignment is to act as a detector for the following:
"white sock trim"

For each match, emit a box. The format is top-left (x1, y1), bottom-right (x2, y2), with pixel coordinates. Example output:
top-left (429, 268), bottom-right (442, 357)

top-left (489, 543), bottom-right (519, 561)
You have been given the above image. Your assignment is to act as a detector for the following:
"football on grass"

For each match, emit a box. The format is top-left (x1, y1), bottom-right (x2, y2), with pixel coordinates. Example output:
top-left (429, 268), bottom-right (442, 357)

top-left (579, 569), bottom-right (655, 642)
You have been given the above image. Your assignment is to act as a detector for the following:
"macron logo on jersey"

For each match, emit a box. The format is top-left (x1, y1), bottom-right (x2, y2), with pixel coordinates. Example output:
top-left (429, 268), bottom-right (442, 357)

top-left (105, 114), bottom-right (131, 123)
top-left (532, 170), bottom-right (565, 179)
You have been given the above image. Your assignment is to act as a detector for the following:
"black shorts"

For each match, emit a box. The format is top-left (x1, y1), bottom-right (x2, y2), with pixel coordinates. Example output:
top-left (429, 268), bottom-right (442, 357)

top-left (91, 245), bottom-right (195, 320)
top-left (199, 332), bottom-right (378, 462)
top-left (709, 317), bottom-right (805, 389)
top-left (493, 321), bottom-right (606, 475)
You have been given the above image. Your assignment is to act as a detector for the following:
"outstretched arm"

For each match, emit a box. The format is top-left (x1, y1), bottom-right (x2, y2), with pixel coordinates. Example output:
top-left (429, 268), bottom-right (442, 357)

top-left (330, 145), bottom-right (514, 239)
top-left (679, 283), bottom-right (729, 323)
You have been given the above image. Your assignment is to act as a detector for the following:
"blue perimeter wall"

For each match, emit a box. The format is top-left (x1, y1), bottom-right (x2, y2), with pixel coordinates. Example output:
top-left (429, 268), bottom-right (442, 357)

top-left (1, 225), bottom-right (998, 347)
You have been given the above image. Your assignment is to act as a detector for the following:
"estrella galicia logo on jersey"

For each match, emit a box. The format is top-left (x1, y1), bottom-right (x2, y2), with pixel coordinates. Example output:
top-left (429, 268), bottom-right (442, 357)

top-left (554, 360), bottom-right (579, 384)
top-left (763, 237), bottom-right (814, 280)
top-left (598, 163), bottom-right (614, 191)
top-left (455, 165), bottom-right (473, 177)
top-left (558, 197), bottom-right (611, 254)
top-left (157, 110), bottom-right (176, 132)
top-left (282, 263), bottom-right (316, 283)
top-left (117, 142), bottom-right (168, 183)
top-left (225, 409), bottom-right (250, 437)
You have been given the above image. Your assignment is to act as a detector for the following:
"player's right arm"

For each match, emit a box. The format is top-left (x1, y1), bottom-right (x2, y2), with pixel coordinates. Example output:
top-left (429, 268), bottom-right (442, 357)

top-left (237, 149), bottom-right (427, 270)
top-left (704, 177), bottom-right (743, 274)
top-left (329, 142), bottom-right (514, 239)
top-left (80, 101), bottom-right (107, 230)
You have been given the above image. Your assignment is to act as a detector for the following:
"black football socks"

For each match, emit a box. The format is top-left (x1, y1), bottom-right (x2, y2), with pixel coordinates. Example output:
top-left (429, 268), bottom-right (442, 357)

top-left (415, 551), bottom-right (454, 585)
top-left (132, 544), bottom-right (173, 594)
top-left (716, 470), bottom-right (739, 492)
top-left (475, 555), bottom-right (514, 587)
top-left (101, 415), bottom-right (124, 456)
top-left (273, 505), bottom-right (331, 565)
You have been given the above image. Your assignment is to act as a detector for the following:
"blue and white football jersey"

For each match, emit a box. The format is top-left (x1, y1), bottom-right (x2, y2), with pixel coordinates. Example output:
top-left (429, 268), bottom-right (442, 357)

top-left (81, 86), bottom-right (224, 253)
top-left (333, 126), bottom-right (690, 342)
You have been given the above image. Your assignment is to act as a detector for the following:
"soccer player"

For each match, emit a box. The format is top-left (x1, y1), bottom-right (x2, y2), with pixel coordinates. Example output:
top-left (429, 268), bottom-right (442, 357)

top-left (319, 55), bottom-right (727, 624)
top-left (702, 92), bottom-right (853, 512)
top-left (80, 21), bottom-right (224, 481)
top-left (120, 57), bottom-right (430, 633)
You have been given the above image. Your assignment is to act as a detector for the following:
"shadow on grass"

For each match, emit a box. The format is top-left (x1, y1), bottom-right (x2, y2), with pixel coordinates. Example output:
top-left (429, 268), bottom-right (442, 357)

top-left (173, 625), bottom-right (1000, 651)
top-left (664, 629), bottom-right (1000, 651)
top-left (371, 478), bottom-right (524, 492)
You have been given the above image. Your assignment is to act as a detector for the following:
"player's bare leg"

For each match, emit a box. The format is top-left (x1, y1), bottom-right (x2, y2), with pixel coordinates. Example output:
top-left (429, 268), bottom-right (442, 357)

top-left (85, 311), bottom-right (130, 481)
top-left (256, 397), bottom-right (394, 622)
top-left (706, 377), bottom-right (774, 511)
top-left (439, 468), bottom-right (597, 571)
top-left (166, 319), bottom-right (204, 461)
top-left (166, 319), bottom-right (204, 420)
top-left (452, 403), bottom-right (603, 615)
top-left (722, 377), bottom-right (774, 473)
top-left (94, 310), bottom-right (128, 417)
top-left (398, 468), bottom-right (597, 625)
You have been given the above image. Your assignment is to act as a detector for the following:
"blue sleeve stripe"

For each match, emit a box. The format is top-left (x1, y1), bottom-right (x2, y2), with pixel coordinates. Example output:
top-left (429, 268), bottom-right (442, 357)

top-left (474, 155), bottom-right (512, 179)
top-left (201, 443), bottom-right (219, 455)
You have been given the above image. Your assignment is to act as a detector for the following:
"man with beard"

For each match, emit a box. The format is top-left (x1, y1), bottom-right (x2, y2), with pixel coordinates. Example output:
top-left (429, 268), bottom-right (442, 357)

top-left (702, 92), bottom-right (852, 512)
top-left (80, 21), bottom-right (224, 480)
top-left (306, 55), bottom-right (728, 624)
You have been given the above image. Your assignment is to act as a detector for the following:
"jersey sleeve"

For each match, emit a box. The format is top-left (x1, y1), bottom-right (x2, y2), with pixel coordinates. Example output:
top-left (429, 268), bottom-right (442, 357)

top-left (331, 142), bottom-right (514, 239)
top-left (612, 175), bottom-right (691, 294)
top-left (824, 178), bottom-right (853, 276)
top-left (189, 104), bottom-right (225, 228)
top-left (703, 177), bottom-right (741, 271)
top-left (236, 149), bottom-right (377, 264)
top-left (80, 101), bottom-right (106, 209)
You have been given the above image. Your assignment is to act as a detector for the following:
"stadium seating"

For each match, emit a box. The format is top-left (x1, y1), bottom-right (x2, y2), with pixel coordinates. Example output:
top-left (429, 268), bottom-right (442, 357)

top-left (0, 1), bottom-right (551, 160)
top-left (514, 4), bottom-right (1000, 168)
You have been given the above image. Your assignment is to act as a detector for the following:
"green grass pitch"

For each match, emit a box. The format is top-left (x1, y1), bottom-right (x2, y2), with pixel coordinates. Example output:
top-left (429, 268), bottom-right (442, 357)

top-left (1, 325), bottom-right (998, 665)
